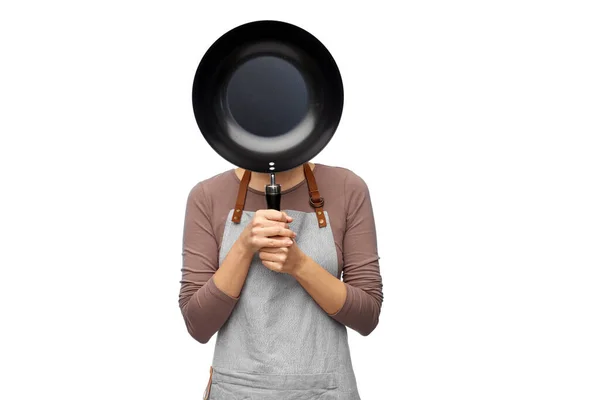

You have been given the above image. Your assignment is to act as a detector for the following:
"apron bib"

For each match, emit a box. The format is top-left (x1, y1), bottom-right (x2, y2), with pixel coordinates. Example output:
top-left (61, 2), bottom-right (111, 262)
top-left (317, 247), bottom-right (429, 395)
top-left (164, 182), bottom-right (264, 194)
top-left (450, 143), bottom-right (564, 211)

top-left (204, 164), bottom-right (360, 399)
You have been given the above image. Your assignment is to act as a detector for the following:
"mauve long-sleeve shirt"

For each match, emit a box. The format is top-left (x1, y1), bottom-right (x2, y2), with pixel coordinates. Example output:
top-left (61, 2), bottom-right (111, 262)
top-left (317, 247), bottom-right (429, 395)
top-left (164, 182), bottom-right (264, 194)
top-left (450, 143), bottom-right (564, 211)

top-left (179, 164), bottom-right (383, 343)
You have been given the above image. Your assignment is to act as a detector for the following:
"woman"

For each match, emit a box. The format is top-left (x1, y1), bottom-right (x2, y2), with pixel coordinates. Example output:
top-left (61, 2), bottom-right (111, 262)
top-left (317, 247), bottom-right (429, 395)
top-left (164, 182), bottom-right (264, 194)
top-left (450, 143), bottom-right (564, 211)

top-left (179, 161), bottom-right (383, 399)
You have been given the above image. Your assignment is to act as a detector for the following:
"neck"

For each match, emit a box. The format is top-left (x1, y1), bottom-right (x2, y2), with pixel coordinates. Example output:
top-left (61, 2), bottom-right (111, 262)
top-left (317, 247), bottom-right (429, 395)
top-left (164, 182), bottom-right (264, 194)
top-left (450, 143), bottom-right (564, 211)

top-left (236, 163), bottom-right (314, 192)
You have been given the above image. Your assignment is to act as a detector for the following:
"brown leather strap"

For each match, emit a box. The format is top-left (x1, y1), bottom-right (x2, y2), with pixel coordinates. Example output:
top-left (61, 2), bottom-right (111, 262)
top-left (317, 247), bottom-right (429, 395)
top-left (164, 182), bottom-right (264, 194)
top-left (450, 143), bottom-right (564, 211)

top-left (203, 366), bottom-right (213, 399)
top-left (231, 169), bottom-right (251, 223)
top-left (303, 163), bottom-right (327, 228)
top-left (231, 165), bottom-right (326, 228)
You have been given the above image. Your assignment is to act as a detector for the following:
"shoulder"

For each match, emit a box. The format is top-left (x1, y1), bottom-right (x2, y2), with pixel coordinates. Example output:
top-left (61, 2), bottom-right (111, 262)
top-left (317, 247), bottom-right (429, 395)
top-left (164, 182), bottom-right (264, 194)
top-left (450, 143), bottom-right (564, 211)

top-left (316, 164), bottom-right (372, 220)
top-left (315, 163), bottom-right (370, 194)
top-left (186, 169), bottom-right (237, 205)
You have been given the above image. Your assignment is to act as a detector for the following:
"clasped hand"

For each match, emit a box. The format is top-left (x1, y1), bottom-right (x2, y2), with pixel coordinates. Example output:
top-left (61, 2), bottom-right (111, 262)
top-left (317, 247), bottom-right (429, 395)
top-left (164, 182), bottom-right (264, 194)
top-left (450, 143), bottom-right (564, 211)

top-left (241, 210), bottom-right (305, 274)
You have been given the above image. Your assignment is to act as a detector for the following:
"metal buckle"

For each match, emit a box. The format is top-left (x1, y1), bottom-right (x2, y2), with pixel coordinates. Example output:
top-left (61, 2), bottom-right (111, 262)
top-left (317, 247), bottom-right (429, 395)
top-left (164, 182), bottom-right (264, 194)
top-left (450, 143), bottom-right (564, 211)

top-left (309, 196), bottom-right (324, 208)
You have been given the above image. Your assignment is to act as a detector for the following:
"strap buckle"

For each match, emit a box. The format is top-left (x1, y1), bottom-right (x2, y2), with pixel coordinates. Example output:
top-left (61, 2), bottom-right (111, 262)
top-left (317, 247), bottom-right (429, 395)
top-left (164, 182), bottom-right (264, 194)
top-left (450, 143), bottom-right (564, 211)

top-left (309, 196), bottom-right (324, 208)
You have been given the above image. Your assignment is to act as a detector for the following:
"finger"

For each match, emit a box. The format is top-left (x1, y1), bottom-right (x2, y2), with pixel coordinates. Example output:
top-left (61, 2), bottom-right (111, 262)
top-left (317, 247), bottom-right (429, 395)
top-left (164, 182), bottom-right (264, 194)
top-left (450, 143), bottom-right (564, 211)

top-left (251, 218), bottom-right (289, 229)
top-left (259, 251), bottom-right (286, 263)
top-left (258, 246), bottom-right (289, 254)
top-left (262, 260), bottom-right (283, 272)
top-left (252, 226), bottom-right (296, 238)
top-left (252, 236), bottom-right (293, 249)
top-left (260, 210), bottom-right (292, 223)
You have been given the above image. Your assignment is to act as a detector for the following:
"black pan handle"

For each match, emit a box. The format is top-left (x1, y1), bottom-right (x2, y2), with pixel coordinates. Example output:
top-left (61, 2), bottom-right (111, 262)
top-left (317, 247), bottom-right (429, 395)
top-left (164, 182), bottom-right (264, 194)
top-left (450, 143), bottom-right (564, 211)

top-left (265, 173), bottom-right (281, 211)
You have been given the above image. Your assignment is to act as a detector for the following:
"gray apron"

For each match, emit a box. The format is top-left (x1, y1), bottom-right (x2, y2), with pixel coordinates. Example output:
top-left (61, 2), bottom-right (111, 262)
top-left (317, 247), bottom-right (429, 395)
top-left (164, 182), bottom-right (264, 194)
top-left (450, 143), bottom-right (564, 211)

top-left (204, 165), bottom-right (360, 399)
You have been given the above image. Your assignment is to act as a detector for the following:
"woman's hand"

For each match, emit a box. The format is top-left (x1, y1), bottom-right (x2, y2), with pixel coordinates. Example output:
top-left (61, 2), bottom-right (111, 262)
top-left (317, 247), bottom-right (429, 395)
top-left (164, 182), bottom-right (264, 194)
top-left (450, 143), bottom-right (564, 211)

top-left (259, 242), bottom-right (307, 275)
top-left (240, 210), bottom-right (296, 253)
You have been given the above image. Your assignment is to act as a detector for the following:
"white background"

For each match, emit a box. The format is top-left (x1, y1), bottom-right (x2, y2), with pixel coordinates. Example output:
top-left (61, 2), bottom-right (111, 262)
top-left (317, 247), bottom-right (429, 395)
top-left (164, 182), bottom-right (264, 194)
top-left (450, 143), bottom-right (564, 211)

top-left (1, 1), bottom-right (599, 399)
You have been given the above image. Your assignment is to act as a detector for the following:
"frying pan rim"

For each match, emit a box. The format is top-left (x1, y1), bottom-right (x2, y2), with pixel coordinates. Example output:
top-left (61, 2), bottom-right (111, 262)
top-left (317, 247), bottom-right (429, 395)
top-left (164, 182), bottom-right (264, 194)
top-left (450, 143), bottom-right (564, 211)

top-left (191, 20), bottom-right (344, 173)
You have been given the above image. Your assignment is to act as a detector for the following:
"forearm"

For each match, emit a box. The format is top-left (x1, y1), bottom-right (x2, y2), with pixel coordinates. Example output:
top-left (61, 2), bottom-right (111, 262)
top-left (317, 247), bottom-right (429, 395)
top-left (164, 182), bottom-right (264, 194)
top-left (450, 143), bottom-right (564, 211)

top-left (291, 254), bottom-right (347, 315)
top-left (182, 277), bottom-right (238, 344)
top-left (291, 254), bottom-right (382, 336)
top-left (181, 238), bottom-right (254, 344)
top-left (213, 238), bottom-right (255, 298)
top-left (327, 283), bottom-right (381, 336)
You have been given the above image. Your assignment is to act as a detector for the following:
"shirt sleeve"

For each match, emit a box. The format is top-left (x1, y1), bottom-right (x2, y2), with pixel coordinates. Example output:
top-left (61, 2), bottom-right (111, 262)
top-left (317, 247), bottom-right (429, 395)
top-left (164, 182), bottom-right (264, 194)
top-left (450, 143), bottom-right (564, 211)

top-left (178, 182), bottom-right (239, 344)
top-left (329, 171), bottom-right (384, 336)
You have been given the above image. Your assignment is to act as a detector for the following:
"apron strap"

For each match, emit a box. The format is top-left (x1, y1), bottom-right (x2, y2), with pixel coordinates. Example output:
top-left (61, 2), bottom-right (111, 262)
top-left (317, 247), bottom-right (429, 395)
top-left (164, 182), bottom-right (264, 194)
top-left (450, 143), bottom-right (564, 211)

top-left (231, 169), bottom-right (251, 223)
top-left (303, 163), bottom-right (327, 228)
top-left (202, 366), bottom-right (213, 400)
top-left (231, 164), bottom-right (326, 228)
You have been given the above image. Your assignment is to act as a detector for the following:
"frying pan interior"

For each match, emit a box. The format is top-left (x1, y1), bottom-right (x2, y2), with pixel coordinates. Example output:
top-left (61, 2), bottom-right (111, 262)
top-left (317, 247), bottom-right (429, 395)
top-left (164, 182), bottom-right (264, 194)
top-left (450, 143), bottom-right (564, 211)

top-left (192, 20), bottom-right (344, 173)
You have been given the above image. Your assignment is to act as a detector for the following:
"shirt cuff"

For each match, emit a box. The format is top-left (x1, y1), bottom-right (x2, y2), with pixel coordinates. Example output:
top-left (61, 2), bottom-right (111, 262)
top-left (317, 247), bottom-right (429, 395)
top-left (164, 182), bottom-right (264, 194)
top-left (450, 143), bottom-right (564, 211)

top-left (205, 276), bottom-right (240, 305)
top-left (328, 282), bottom-right (356, 318)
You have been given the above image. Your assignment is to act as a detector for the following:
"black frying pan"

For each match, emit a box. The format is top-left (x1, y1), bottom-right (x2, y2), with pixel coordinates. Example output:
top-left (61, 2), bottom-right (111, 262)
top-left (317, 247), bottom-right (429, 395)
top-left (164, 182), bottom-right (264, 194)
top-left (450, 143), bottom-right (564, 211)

top-left (191, 20), bottom-right (343, 210)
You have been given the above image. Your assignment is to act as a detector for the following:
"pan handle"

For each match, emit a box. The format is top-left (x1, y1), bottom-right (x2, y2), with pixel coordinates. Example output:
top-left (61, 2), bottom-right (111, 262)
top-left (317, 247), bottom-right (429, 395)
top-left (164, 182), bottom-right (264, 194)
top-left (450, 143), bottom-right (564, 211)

top-left (265, 173), bottom-right (281, 211)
